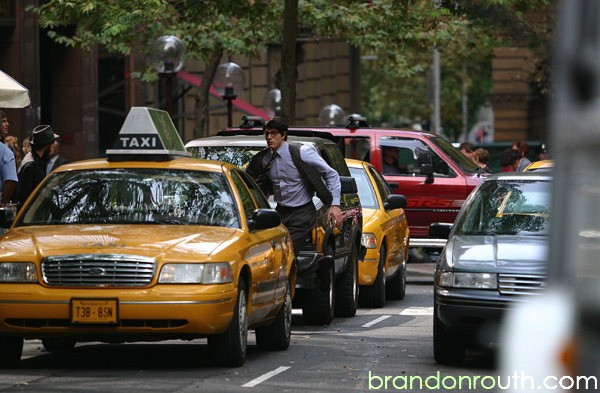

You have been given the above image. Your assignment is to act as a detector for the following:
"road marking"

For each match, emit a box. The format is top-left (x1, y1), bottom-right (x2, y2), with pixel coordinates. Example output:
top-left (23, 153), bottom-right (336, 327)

top-left (362, 315), bottom-right (391, 328)
top-left (400, 306), bottom-right (433, 316)
top-left (242, 366), bottom-right (291, 388)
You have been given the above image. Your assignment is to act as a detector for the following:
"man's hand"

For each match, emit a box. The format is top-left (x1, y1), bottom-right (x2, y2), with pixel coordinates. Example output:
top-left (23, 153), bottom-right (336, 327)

top-left (327, 205), bottom-right (343, 229)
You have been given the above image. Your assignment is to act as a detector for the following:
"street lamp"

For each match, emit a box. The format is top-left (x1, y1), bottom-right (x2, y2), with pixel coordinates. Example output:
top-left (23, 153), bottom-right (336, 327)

top-left (213, 62), bottom-right (245, 127)
top-left (318, 104), bottom-right (346, 126)
top-left (263, 88), bottom-right (282, 117)
top-left (150, 35), bottom-right (186, 117)
top-left (431, 0), bottom-right (442, 134)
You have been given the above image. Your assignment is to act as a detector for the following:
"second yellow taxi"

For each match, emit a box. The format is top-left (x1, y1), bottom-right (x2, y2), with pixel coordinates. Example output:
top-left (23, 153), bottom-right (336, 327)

top-left (346, 159), bottom-right (410, 308)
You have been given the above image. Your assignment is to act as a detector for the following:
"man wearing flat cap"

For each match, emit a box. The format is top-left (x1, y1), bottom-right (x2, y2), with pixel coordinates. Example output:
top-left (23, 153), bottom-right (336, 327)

top-left (17, 125), bottom-right (60, 207)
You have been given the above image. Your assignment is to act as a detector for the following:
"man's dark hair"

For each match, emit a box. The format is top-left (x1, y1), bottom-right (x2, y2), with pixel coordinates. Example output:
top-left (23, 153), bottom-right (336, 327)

top-left (264, 116), bottom-right (288, 135)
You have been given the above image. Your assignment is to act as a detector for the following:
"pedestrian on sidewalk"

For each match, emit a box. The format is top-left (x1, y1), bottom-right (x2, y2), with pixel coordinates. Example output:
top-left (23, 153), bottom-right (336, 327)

top-left (18, 125), bottom-right (59, 207)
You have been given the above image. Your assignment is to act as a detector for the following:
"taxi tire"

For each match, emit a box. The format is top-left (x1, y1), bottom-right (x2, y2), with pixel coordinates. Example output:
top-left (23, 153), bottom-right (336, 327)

top-left (208, 280), bottom-right (248, 367)
top-left (255, 283), bottom-right (292, 351)
top-left (386, 261), bottom-right (406, 300)
top-left (359, 244), bottom-right (386, 308)
top-left (433, 309), bottom-right (465, 365)
top-left (42, 337), bottom-right (76, 353)
top-left (334, 244), bottom-right (358, 317)
top-left (302, 245), bottom-right (335, 325)
top-left (0, 335), bottom-right (23, 368)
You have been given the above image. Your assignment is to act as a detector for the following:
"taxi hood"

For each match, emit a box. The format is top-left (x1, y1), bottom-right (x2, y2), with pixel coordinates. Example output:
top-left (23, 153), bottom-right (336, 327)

top-left (0, 225), bottom-right (240, 260)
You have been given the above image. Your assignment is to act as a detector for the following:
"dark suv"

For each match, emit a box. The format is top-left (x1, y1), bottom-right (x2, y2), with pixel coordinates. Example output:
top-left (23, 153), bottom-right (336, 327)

top-left (185, 134), bottom-right (363, 325)
top-left (219, 116), bottom-right (487, 260)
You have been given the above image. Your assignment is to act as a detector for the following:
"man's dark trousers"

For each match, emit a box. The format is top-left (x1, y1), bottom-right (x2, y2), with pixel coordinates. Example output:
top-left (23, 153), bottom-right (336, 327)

top-left (276, 201), bottom-right (316, 257)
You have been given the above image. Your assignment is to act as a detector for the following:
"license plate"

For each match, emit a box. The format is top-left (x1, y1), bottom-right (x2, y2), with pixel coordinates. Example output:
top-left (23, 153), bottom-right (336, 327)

top-left (71, 298), bottom-right (118, 324)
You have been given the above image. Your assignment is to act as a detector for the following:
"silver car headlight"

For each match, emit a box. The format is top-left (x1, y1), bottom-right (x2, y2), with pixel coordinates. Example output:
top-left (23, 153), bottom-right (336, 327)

top-left (159, 263), bottom-right (233, 284)
top-left (438, 272), bottom-right (497, 289)
top-left (361, 233), bottom-right (378, 249)
top-left (0, 262), bottom-right (38, 282)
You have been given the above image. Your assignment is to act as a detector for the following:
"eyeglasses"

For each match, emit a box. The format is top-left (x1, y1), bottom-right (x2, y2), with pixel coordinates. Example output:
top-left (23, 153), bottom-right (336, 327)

top-left (264, 130), bottom-right (279, 137)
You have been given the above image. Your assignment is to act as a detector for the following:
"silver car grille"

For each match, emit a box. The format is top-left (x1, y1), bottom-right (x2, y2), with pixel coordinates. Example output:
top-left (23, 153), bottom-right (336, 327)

top-left (498, 274), bottom-right (546, 296)
top-left (42, 254), bottom-right (156, 287)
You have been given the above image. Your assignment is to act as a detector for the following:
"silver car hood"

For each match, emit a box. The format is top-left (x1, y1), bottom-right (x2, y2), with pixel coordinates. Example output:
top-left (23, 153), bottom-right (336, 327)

top-left (448, 235), bottom-right (548, 274)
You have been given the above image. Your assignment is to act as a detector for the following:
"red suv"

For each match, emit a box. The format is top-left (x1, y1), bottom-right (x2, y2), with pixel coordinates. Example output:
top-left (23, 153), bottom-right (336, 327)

top-left (221, 116), bottom-right (486, 259)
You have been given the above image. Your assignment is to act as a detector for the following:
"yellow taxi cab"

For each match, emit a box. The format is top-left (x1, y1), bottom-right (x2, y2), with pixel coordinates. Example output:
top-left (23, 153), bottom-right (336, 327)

top-left (345, 159), bottom-right (410, 308)
top-left (523, 159), bottom-right (554, 172)
top-left (0, 107), bottom-right (295, 368)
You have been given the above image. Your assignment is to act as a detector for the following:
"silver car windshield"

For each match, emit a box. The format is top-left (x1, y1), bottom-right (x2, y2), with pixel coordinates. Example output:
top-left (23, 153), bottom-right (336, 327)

top-left (18, 169), bottom-right (240, 228)
top-left (454, 180), bottom-right (551, 236)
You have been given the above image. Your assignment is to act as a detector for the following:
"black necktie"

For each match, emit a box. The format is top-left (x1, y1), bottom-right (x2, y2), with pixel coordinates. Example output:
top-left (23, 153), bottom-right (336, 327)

top-left (265, 150), bottom-right (276, 170)
top-left (255, 151), bottom-right (276, 183)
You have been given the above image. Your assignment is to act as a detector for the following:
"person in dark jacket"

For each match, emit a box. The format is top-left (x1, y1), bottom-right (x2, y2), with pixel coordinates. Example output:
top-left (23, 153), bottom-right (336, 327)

top-left (246, 117), bottom-right (342, 257)
top-left (46, 140), bottom-right (68, 175)
top-left (18, 124), bottom-right (59, 207)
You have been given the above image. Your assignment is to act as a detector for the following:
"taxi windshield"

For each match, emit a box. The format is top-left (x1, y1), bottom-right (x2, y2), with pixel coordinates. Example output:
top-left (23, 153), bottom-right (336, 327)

top-left (349, 167), bottom-right (379, 209)
top-left (187, 146), bottom-right (263, 168)
top-left (18, 168), bottom-right (240, 228)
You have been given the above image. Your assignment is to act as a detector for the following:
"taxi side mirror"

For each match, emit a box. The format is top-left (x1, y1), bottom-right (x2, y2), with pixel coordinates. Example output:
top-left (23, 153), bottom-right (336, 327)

top-left (340, 176), bottom-right (358, 194)
top-left (249, 209), bottom-right (281, 231)
top-left (384, 194), bottom-right (407, 211)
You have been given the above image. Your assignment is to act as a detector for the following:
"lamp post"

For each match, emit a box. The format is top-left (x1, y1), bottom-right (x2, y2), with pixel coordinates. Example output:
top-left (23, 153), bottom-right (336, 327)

top-left (431, 0), bottom-right (442, 134)
top-left (213, 62), bottom-right (245, 127)
top-left (318, 104), bottom-right (346, 126)
top-left (150, 35), bottom-right (186, 117)
top-left (263, 88), bottom-right (282, 117)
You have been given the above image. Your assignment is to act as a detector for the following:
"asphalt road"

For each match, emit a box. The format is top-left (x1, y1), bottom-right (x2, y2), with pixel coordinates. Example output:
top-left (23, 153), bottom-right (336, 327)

top-left (0, 273), bottom-right (500, 393)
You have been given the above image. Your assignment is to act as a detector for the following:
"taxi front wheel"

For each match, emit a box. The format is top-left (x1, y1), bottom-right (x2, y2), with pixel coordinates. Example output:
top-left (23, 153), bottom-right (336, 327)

top-left (208, 280), bottom-right (248, 367)
top-left (0, 335), bottom-right (23, 368)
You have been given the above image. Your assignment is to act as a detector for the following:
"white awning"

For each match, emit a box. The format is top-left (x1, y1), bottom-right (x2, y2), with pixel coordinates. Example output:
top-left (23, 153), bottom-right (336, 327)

top-left (0, 69), bottom-right (31, 108)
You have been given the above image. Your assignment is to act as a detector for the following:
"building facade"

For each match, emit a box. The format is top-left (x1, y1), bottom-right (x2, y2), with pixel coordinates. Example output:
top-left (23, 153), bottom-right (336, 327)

top-left (1, 1), bottom-right (545, 163)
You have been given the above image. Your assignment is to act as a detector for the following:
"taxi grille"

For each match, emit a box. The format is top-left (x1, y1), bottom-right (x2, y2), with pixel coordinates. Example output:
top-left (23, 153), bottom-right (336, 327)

top-left (498, 274), bottom-right (546, 296)
top-left (42, 254), bottom-right (156, 287)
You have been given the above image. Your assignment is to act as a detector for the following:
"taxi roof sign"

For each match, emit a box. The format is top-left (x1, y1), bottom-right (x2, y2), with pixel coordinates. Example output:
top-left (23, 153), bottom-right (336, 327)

top-left (106, 107), bottom-right (191, 161)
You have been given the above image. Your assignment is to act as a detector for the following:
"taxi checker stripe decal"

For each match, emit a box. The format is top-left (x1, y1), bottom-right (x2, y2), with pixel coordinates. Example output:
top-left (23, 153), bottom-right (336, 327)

top-left (0, 299), bottom-right (232, 305)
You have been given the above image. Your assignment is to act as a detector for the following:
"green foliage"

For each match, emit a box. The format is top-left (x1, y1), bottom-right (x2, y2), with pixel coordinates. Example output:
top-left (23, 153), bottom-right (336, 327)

top-left (28, 0), bottom-right (282, 79)
top-left (29, 0), bottom-right (552, 137)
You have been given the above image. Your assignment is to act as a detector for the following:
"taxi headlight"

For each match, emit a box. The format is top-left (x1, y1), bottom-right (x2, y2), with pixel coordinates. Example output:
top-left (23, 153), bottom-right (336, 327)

top-left (361, 233), bottom-right (378, 249)
top-left (159, 263), bottom-right (233, 284)
top-left (0, 262), bottom-right (38, 282)
top-left (438, 272), bottom-right (497, 289)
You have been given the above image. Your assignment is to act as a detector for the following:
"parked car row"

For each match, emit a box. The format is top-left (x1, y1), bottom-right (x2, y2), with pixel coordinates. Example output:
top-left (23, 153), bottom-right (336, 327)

top-left (0, 109), bottom-right (551, 370)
